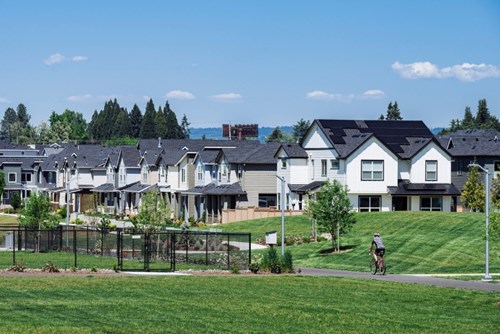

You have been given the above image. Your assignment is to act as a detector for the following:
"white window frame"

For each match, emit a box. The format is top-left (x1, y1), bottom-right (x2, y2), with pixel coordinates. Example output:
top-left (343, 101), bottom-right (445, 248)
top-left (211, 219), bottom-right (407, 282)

top-left (361, 160), bottom-right (384, 181)
top-left (197, 165), bottom-right (203, 181)
top-left (358, 196), bottom-right (381, 212)
top-left (181, 168), bottom-right (186, 183)
top-left (330, 159), bottom-right (339, 170)
top-left (420, 196), bottom-right (442, 211)
top-left (142, 165), bottom-right (148, 183)
top-left (321, 160), bottom-right (327, 177)
top-left (8, 173), bottom-right (16, 183)
top-left (425, 160), bottom-right (437, 181)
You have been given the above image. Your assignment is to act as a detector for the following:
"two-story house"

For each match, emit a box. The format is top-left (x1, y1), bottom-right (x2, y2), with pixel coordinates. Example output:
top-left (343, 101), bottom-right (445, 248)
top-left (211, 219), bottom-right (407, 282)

top-left (291, 120), bottom-right (459, 212)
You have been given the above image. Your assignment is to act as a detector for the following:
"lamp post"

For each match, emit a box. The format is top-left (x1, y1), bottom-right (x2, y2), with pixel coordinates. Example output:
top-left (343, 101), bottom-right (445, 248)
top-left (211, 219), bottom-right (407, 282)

top-left (468, 163), bottom-right (492, 281)
top-left (276, 175), bottom-right (286, 255)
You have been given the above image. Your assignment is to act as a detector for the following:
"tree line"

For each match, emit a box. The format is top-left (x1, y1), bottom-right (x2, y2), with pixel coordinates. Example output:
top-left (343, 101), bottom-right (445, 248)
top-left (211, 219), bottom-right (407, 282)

top-left (0, 99), bottom-right (190, 145)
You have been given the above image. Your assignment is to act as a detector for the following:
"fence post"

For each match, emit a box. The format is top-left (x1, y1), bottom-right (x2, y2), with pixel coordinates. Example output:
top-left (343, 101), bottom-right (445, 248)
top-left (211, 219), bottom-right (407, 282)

top-left (117, 229), bottom-right (121, 271)
top-left (17, 225), bottom-right (22, 251)
top-left (73, 226), bottom-right (77, 268)
top-left (205, 232), bottom-right (208, 266)
top-left (248, 233), bottom-right (252, 267)
top-left (227, 234), bottom-right (230, 270)
top-left (13, 229), bottom-right (16, 266)
top-left (172, 233), bottom-right (176, 272)
top-left (86, 226), bottom-right (89, 254)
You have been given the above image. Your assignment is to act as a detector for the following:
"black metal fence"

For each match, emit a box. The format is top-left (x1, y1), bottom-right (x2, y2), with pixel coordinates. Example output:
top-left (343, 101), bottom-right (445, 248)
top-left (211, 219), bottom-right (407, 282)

top-left (0, 226), bottom-right (252, 272)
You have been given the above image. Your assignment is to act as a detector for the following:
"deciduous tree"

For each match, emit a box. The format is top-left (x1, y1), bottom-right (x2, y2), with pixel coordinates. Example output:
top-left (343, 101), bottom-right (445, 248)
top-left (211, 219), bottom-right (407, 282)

top-left (306, 179), bottom-right (356, 251)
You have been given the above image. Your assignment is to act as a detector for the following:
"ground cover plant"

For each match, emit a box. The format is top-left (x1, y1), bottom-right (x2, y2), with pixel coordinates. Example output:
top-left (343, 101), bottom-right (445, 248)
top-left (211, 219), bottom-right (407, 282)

top-left (0, 275), bottom-right (497, 333)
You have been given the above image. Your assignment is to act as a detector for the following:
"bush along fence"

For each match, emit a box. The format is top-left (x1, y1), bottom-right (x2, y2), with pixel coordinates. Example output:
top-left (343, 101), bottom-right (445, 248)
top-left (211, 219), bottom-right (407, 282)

top-left (0, 226), bottom-right (252, 272)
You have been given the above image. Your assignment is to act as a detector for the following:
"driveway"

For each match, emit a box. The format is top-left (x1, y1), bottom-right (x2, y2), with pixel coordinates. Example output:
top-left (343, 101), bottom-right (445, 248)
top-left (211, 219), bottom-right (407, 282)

top-left (298, 267), bottom-right (500, 292)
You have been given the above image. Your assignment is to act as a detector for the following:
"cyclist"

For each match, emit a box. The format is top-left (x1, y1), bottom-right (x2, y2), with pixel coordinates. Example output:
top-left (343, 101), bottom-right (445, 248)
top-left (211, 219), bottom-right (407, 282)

top-left (369, 232), bottom-right (385, 270)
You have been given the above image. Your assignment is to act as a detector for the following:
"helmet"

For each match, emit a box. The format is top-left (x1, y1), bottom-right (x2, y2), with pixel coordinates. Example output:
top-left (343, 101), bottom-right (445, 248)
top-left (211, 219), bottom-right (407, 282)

top-left (373, 232), bottom-right (380, 237)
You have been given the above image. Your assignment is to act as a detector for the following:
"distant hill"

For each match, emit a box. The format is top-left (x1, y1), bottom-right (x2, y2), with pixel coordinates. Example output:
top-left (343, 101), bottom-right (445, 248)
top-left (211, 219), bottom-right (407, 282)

top-left (189, 126), bottom-right (293, 142)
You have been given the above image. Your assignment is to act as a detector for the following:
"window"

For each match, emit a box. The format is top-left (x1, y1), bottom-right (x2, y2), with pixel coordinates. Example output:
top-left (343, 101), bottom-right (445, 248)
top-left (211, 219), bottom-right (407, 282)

top-left (142, 165), bottom-right (148, 183)
top-left (359, 196), bottom-right (381, 212)
top-left (321, 160), bottom-right (327, 177)
top-left (197, 165), bottom-right (203, 181)
top-left (330, 160), bottom-right (339, 170)
top-left (281, 159), bottom-right (287, 169)
top-left (181, 168), bottom-right (186, 183)
top-left (258, 194), bottom-right (277, 208)
top-left (420, 197), bottom-right (442, 211)
top-left (8, 173), bottom-right (16, 183)
top-left (361, 160), bottom-right (384, 181)
top-left (311, 159), bottom-right (315, 179)
top-left (21, 173), bottom-right (32, 183)
top-left (425, 160), bottom-right (437, 181)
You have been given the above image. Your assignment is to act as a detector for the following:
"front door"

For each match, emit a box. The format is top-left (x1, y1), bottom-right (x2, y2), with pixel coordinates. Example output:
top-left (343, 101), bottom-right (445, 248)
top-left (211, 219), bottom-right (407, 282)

top-left (392, 196), bottom-right (408, 211)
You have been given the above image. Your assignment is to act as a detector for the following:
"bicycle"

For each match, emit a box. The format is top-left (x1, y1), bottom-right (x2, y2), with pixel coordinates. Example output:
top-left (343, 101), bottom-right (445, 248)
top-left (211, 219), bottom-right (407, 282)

top-left (369, 252), bottom-right (386, 275)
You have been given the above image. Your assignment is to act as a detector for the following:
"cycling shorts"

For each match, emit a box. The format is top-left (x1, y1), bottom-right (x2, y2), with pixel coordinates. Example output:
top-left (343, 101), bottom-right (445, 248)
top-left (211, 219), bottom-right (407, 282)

top-left (375, 248), bottom-right (385, 256)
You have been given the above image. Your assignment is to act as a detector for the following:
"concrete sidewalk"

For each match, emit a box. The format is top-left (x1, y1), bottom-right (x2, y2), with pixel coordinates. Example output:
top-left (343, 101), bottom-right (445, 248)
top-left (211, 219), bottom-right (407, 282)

top-left (297, 268), bottom-right (500, 292)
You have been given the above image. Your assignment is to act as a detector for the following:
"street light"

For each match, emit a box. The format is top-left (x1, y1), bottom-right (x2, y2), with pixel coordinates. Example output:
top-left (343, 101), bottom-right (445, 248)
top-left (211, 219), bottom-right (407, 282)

top-left (468, 163), bottom-right (492, 281)
top-left (276, 175), bottom-right (286, 256)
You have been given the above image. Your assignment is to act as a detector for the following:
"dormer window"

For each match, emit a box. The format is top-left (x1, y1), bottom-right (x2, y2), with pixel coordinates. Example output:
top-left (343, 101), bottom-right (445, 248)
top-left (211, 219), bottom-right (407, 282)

top-left (197, 165), bottom-right (203, 181)
top-left (281, 159), bottom-right (287, 169)
top-left (107, 166), bottom-right (114, 182)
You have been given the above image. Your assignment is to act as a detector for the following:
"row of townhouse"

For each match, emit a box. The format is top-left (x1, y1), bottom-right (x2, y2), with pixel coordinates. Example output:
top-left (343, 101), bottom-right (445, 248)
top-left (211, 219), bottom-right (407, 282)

top-left (2, 120), bottom-right (500, 221)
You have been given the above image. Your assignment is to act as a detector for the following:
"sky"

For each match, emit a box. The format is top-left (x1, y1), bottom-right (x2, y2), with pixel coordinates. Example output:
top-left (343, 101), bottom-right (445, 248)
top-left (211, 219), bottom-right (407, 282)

top-left (1, 0), bottom-right (500, 130)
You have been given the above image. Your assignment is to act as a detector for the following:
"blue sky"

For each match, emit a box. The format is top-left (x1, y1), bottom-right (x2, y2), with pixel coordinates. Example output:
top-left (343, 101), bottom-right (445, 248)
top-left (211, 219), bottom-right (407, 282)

top-left (1, 1), bottom-right (499, 129)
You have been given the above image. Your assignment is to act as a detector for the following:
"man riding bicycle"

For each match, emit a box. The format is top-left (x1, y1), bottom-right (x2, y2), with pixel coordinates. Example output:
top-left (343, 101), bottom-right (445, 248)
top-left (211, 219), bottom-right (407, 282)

top-left (369, 232), bottom-right (385, 270)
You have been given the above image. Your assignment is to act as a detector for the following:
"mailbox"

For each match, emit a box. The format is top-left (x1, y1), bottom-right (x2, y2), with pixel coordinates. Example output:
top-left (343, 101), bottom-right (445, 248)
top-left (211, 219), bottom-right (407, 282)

top-left (265, 231), bottom-right (277, 245)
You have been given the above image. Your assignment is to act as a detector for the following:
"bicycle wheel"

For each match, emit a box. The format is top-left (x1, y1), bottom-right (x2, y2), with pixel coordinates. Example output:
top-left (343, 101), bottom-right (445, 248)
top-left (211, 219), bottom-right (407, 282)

top-left (370, 258), bottom-right (377, 275)
top-left (380, 259), bottom-right (386, 275)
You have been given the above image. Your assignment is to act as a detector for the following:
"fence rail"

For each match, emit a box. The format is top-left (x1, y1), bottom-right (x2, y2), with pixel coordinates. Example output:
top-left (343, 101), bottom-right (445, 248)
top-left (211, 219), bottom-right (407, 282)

top-left (0, 226), bottom-right (251, 272)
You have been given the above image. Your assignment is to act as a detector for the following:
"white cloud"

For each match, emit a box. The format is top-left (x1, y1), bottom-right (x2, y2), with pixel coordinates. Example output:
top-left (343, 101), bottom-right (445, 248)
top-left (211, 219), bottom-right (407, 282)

top-left (209, 93), bottom-right (242, 102)
top-left (67, 94), bottom-right (93, 102)
top-left (44, 53), bottom-right (66, 65)
top-left (166, 90), bottom-right (195, 100)
top-left (0, 97), bottom-right (8, 103)
top-left (71, 55), bottom-right (88, 62)
top-left (392, 61), bottom-right (500, 81)
top-left (362, 90), bottom-right (385, 99)
top-left (306, 90), bottom-right (373, 102)
top-left (44, 53), bottom-right (88, 65)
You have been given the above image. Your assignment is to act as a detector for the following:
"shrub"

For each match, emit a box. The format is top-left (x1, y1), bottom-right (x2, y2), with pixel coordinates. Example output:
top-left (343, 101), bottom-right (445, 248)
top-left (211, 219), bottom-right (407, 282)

top-left (261, 247), bottom-right (282, 274)
top-left (9, 262), bottom-right (26, 272)
top-left (249, 260), bottom-right (260, 274)
top-left (231, 263), bottom-right (240, 274)
top-left (42, 262), bottom-right (59, 273)
top-left (282, 250), bottom-right (294, 273)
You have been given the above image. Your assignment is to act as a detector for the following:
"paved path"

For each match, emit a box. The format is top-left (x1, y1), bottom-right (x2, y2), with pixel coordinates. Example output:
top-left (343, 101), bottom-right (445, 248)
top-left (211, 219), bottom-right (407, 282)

top-left (298, 268), bottom-right (500, 292)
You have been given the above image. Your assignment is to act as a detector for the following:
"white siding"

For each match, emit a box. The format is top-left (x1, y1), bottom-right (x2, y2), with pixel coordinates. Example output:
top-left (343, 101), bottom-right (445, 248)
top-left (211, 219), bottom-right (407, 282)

top-left (410, 143), bottom-right (451, 183)
top-left (346, 138), bottom-right (398, 194)
top-left (302, 123), bottom-right (334, 149)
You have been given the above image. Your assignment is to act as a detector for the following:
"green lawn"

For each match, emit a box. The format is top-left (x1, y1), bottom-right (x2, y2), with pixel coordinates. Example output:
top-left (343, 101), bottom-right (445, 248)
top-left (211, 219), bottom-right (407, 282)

top-left (0, 214), bottom-right (18, 227)
top-left (218, 212), bottom-right (500, 274)
top-left (0, 275), bottom-right (497, 334)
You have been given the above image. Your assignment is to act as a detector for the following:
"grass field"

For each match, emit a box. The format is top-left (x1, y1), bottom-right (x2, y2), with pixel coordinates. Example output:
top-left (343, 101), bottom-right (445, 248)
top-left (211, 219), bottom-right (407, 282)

top-left (217, 212), bottom-right (500, 274)
top-left (0, 275), bottom-right (497, 334)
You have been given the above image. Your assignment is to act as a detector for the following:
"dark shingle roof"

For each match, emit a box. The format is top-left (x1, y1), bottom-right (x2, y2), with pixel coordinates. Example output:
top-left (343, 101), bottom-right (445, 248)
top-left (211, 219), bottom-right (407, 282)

top-left (315, 120), bottom-right (437, 159)
top-left (92, 183), bottom-right (118, 192)
top-left (388, 180), bottom-right (460, 196)
top-left (279, 143), bottom-right (308, 158)
top-left (288, 181), bottom-right (325, 193)
top-left (438, 129), bottom-right (500, 156)
top-left (184, 182), bottom-right (246, 195)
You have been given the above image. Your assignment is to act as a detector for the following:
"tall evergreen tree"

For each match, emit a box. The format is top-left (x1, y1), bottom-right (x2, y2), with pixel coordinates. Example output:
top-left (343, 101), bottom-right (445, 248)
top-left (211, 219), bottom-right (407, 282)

top-left (461, 165), bottom-right (485, 212)
top-left (385, 101), bottom-right (402, 120)
top-left (292, 118), bottom-right (310, 143)
top-left (16, 103), bottom-right (30, 127)
top-left (140, 99), bottom-right (157, 139)
top-left (129, 104), bottom-right (143, 138)
top-left (1, 107), bottom-right (17, 140)
top-left (88, 110), bottom-right (99, 141)
top-left (462, 106), bottom-right (475, 128)
top-left (114, 109), bottom-right (132, 137)
top-left (180, 114), bottom-right (190, 139)
top-left (164, 101), bottom-right (183, 139)
top-left (154, 106), bottom-right (168, 138)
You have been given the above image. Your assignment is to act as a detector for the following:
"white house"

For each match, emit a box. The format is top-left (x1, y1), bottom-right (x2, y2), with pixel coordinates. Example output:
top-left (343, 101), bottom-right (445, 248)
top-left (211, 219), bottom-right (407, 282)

top-left (287, 119), bottom-right (459, 212)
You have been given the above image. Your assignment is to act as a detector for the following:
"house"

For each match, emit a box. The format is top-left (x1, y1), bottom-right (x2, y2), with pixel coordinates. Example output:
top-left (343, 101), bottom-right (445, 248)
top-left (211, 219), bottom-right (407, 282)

top-left (289, 120), bottom-right (459, 212)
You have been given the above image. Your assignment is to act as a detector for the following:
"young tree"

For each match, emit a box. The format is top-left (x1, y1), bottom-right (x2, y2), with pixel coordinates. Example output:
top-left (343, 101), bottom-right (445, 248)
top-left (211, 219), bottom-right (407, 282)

top-left (134, 190), bottom-right (170, 232)
top-left (461, 165), bottom-right (485, 212)
top-left (306, 179), bottom-right (356, 251)
top-left (18, 192), bottom-right (57, 252)
top-left (292, 118), bottom-right (310, 143)
top-left (0, 171), bottom-right (5, 203)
